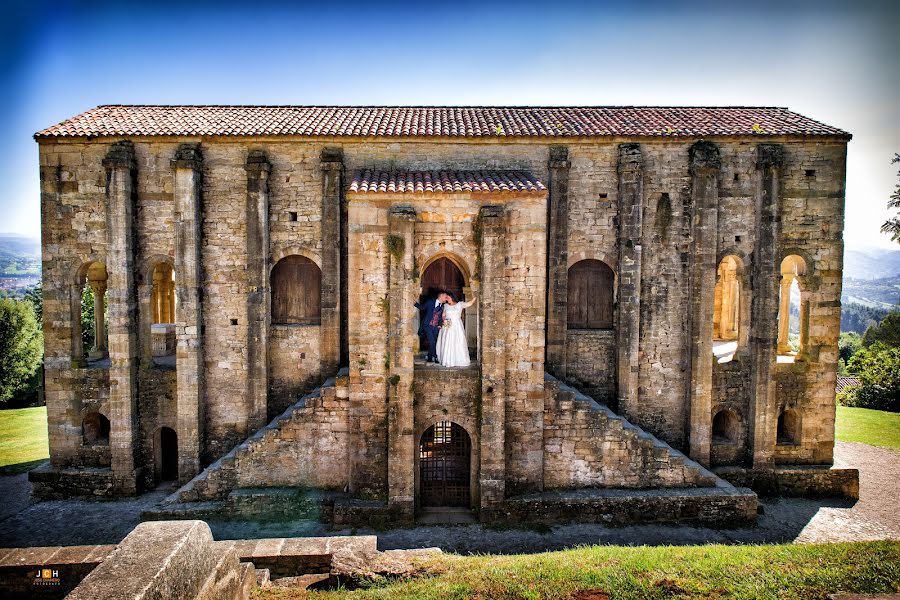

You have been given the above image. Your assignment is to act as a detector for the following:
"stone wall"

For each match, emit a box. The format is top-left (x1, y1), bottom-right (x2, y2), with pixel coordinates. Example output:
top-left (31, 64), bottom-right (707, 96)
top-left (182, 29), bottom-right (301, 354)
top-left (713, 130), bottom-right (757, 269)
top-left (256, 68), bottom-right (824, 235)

top-left (36, 134), bottom-right (848, 503)
top-left (543, 376), bottom-right (717, 489)
top-left (565, 330), bottom-right (617, 404)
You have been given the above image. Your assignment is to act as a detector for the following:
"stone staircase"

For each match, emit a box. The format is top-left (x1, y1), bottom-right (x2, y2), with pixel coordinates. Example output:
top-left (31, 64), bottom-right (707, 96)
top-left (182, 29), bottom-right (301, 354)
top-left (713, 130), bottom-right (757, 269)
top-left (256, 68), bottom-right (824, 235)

top-left (543, 373), bottom-right (719, 489)
top-left (152, 369), bottom-right (350, 518)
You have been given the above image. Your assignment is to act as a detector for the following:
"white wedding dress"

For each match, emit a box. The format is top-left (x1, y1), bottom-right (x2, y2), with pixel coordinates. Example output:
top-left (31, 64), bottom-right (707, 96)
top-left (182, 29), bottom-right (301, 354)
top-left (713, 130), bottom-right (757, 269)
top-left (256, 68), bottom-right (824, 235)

top-left (436, 301), bottom-right (473, 367)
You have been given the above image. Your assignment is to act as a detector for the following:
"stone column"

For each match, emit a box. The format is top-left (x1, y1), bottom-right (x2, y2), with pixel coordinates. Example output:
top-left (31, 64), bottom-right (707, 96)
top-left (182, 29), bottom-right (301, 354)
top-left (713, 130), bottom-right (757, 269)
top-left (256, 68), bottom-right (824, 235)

top-left (616, 143), bottom-right (643, 418)
top-left (749, 144), bottom-right (784, 468)
top-left (777, 276), bottom-right (793, 353)
top-left (320, 148), bottom-right (343, 375)
top-left (172, 143), bottom-right (204, 482)
top-left (70, 282), bottom-right (86, 367)
top-left (387, 206), bottom-right (416, 521)
top-left (545, 146), bottom-right (570, 379)
top-left (88, 280), bottom-right (108, 359)
top-left (687, 141), bottom-right (720, 467)
top-left (798, 293), bottom-right (810, 358)
top-left (478, 205), bottom-right (507, 513)
top-left (246, 151), bottom-right (270, 430)
top-left (103, 141), bottom-right (141, 494)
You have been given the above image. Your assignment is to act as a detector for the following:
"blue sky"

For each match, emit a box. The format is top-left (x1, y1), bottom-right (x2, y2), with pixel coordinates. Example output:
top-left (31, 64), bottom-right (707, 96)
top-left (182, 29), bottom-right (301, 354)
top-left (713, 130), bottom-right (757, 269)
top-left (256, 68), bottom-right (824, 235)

top-left (2, 0), bottom-right (898, 249)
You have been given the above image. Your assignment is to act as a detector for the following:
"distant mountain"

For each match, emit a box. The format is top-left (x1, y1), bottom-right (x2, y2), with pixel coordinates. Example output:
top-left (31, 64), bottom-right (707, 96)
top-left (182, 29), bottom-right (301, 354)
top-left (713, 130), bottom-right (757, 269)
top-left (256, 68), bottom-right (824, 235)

top-left (843, 248), bottom-right (900, 280)
top-left (0, 234), bottom-right (40, 260)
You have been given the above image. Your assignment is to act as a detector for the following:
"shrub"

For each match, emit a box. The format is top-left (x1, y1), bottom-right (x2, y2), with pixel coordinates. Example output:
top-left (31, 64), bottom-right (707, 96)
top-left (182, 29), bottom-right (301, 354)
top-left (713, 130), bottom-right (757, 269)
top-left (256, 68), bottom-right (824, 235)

top-left (0, 299), bottom-right (43, 404)
top-left (841, 342), bottom-right (900, 412)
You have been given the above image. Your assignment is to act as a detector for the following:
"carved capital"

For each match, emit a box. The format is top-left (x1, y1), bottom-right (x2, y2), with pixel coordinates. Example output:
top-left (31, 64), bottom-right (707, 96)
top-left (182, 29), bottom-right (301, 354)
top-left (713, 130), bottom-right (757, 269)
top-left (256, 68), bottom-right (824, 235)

top-left (102, 141), bottom-right (136, 170)
top-left (171, 143), bottom-right (202, 170)
top-left (245, 150), bottom-right (270, 175)
top-left (549, 146), bottom-right (570, 169)
top-left (389, 204), bottom-right (416, 220)
top-left (320, 147), bottom-right (344, 171)
top-left (479, 205), bottom-right (505, 226)
top-left (689, 140), bottom-right (721, 175)
top-left (757, 143), bottom-right (784, 169)
top-left (617, 143), bottom-right (643, 171)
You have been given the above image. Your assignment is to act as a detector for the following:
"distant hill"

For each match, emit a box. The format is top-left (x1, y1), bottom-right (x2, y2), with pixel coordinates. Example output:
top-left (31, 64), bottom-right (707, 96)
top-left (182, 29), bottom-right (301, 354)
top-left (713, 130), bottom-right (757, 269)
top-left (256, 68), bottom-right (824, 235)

top-left (843, 248), bottom-right (900, 280)
top-left (0, 235), bottom-right (41, 283)
top-left (0, 234), bottom-right (40, 260)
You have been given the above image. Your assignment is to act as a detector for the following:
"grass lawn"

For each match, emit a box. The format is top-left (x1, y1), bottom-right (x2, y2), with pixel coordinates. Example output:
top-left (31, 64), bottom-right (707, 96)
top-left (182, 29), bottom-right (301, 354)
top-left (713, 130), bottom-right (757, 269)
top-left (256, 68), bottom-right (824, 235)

top-left (0, 406), bottom-right (49, 474)
top-left (254, 541), bottom-right (899, 599)
top-left (835, 405), bottom-right (900, 451)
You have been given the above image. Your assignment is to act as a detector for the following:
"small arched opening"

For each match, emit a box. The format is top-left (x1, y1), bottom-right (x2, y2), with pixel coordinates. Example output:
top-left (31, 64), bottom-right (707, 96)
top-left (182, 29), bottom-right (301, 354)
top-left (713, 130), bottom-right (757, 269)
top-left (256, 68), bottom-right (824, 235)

top-left (82, 412), bottom-right (110, 445)
top-left (777, 409), bottom-right (801, 445)
top-left (156, 426), bottom-right (179, 482)
top-left (711, 409), bottom-right (739, 445)
top-left (419, 421), bottom-right (471, 508)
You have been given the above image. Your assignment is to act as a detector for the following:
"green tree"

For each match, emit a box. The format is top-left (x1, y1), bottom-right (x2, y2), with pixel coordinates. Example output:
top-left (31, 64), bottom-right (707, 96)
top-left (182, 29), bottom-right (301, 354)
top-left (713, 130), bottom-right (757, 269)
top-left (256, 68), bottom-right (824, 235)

top-left (881, 153), bottom-right (900, 243)
top-left (841, 342), bottom-right (900, 412)
top-left (839, 332), bottom-right (862, 363)
top-left (861, 311), bottom-right (900, 348)
top-left (0, 299), bottom-right (43, 404)
top-left (81, 284), bottom-right (95, 354)
top-left (23, 283), bottom-right (42, 324)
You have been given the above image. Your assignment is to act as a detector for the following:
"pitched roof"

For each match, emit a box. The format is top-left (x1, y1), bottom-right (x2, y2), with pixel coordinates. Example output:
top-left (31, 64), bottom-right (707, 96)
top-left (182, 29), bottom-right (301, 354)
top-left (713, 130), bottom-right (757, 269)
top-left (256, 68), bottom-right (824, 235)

top-left (349, 170), bottom-right (545, 195)
top-left (34, 105), bottom-right (851, 140)
top-left (836, 376), bottom-right (861, 394)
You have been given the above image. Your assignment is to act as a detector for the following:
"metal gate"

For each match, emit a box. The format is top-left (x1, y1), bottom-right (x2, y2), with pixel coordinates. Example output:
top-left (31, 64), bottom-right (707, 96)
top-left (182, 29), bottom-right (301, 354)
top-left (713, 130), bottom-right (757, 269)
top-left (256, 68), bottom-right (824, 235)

top-left (419, 421), bottom-right (471, 507)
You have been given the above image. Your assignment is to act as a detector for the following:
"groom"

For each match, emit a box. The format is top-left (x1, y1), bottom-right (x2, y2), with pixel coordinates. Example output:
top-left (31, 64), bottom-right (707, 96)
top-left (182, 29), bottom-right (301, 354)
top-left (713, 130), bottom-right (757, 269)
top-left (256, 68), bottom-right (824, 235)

top-left (415, 292), bottom-right (450, 363)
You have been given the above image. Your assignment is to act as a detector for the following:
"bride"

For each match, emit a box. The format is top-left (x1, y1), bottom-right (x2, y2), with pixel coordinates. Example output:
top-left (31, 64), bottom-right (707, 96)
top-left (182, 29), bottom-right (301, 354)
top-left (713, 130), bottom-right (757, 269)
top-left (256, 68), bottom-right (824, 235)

top-left (436, 292), bottom-right (477, 368)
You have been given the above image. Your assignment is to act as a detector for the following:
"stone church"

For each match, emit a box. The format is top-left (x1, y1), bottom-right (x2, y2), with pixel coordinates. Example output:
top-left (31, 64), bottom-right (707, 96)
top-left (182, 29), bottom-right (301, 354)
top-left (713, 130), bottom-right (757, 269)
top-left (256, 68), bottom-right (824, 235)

top-left (30, 106), bottom-right (858, 525)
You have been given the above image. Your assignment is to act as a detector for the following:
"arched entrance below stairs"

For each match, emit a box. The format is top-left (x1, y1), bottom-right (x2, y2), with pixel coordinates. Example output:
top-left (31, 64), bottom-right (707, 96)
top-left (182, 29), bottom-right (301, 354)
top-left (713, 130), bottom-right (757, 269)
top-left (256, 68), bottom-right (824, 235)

top-left (419, 421), bottom-right (472, 508)
top-left (155, 426), bottom-right (179, 483)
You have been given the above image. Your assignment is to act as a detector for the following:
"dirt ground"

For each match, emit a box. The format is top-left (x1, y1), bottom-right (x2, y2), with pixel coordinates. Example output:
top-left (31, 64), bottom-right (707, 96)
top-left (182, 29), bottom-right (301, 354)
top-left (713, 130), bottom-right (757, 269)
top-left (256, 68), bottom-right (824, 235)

top-left (1, 441), bottom-right (897, 553)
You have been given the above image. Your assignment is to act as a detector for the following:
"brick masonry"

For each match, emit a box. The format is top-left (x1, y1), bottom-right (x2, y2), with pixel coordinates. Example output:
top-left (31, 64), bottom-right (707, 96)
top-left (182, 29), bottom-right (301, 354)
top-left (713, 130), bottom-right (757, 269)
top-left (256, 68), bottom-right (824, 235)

top-left (33, 127), bottom-right (854, 515)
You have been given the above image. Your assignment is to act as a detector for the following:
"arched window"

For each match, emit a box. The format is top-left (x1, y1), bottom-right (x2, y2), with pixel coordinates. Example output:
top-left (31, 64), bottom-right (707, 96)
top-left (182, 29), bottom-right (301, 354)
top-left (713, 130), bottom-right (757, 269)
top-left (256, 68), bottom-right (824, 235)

top-left (150, 262), bottom-right (177, 358)
top-left (74, 261), bottom-right (108, 364)
top-left (713, 255), bottom-right (744, 363)
top-left (151, 263), bottom-right (176, 325)
top-left (777, 409), bottom-right (801, 445)
top-left (271, 256), bottom-right (322, 325)
top-left (711, 409), bottom-right (739, 444)
top-left (567, 259), bottom-right (614, 329)
top-left (778, 255), bottom-right (808, 357)
top-left (82, 412), bottom-right (110, 445)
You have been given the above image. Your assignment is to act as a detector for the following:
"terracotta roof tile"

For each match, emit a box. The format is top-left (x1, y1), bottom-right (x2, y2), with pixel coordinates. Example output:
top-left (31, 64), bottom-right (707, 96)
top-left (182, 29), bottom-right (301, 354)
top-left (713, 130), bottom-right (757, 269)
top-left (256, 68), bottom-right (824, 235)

top-left (34, 105), bottom-right (850, 140)
top-left (836, 376), bottom-right (861, 394)
top-left (349, 170), bottom-right (545, 195)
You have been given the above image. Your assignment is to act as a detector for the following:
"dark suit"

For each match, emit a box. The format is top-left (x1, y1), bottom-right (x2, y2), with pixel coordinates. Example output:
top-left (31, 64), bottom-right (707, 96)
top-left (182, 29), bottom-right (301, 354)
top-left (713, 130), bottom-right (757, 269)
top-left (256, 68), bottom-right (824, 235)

top-left (415, 298), bottom-right (444, 361)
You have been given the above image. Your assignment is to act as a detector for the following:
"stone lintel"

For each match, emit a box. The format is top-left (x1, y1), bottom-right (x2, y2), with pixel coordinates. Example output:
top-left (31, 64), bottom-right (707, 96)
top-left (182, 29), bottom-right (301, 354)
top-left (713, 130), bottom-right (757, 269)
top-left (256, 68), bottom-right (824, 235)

top-left (617, 142), bottom-right (643, 170)
top-left (549, 145), bottom-right (570, 169)
top-left (689, 140), bottom-right (721, 174)
top-left (757, 143), bottom-right (785, 169)
top-left (171, 143), bottom-right (202, 170)
top-left (246, 150), bottom-right (271, 173)
top-left (320, 147), bottom-right (344, 170)
top-left (102, 140), bottom-right (136, 170)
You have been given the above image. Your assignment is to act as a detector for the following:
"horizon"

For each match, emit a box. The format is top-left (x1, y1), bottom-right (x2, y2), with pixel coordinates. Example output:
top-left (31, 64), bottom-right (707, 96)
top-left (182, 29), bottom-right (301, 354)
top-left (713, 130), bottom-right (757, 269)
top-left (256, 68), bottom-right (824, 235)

top-left (2, 0), bottom-right (898, 248)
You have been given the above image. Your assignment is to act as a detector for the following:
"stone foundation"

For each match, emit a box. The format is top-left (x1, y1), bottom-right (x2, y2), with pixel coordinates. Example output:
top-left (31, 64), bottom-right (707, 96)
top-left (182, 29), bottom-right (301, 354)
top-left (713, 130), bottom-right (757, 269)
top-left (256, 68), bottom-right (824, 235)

top-left (715, 465), bottom-right (860, 499)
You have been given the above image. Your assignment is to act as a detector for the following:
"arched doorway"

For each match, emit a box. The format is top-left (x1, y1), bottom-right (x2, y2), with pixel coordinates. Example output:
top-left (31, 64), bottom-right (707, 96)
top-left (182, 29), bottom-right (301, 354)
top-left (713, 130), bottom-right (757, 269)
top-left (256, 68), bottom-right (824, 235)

top-left (419, 257), bottom-right (468, 353)
top-left (419, 421), bottom-right (471, 508)
top-left (156, 427), bottom-right (179, 482)
top-left (420, 257), bottom-right (465, 304)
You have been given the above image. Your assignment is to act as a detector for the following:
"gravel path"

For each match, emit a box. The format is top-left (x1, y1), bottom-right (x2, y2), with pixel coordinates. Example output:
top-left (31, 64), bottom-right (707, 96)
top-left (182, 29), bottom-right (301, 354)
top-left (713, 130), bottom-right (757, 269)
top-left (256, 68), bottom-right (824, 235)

top-left (1, 441), bottom-right (897, 552)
